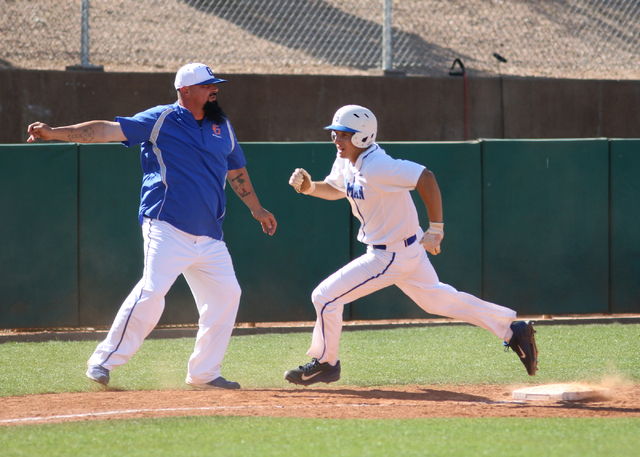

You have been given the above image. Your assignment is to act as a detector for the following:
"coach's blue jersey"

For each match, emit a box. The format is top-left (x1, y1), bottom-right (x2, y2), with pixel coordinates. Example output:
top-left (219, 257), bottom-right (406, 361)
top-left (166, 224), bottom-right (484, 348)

top-left (116, 102), bottom-right (246, 240)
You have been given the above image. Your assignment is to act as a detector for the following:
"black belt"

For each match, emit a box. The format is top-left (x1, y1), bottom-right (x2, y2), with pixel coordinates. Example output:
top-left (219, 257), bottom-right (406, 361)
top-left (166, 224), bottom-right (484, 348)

top-left (372, 234), bottom-right (417, 251)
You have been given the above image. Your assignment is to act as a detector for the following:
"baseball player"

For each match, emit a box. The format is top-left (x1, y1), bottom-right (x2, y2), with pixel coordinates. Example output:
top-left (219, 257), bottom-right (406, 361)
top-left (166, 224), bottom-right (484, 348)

top-left (284, 105), bottom-right (537, 386)
top-left (27, 63), bottom-right (277, 390)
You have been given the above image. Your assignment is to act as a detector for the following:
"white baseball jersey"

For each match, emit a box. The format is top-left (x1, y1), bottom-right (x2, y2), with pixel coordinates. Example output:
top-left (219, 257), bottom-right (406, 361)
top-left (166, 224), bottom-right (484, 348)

top-left (324, 144), bottom-right (425, 246)
top-left (307, 143), bottom-right (517, 365)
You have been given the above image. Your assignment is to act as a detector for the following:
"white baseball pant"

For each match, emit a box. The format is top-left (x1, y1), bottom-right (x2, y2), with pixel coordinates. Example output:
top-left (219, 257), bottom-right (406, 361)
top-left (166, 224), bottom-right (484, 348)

top-left (88, 217), bottom-right (241, 385)
top-left (308, 241), bottom-right (517, 365)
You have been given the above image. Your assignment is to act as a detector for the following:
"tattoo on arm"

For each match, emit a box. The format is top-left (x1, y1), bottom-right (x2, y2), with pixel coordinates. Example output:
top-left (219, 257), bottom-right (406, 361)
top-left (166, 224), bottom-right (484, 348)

top-left (230, 173), bottom-right (251, 198)
top-left (68, 128), bottom-right (95, 143)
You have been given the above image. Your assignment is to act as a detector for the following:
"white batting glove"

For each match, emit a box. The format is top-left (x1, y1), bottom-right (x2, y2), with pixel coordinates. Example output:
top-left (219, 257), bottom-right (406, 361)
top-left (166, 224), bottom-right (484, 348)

top-left (289, 168), bottom-right (316, 195)
top-left (420, 222), bottom-right (444, 255)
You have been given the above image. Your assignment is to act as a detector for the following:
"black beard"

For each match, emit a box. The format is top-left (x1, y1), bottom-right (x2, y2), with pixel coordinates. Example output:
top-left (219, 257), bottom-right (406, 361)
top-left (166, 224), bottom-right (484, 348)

top-left (203, 100), bottom-right (227, 124)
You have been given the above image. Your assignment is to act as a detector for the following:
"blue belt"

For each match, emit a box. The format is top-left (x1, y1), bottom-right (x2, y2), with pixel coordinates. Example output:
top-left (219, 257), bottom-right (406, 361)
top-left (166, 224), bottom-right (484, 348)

top-left (372, 234), bottom-right (417, 251)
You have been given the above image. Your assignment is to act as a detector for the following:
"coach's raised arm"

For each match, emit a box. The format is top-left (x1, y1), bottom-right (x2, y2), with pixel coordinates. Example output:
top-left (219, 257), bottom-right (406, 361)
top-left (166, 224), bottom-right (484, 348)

top-left (27, 120), bottom-right (128, 143)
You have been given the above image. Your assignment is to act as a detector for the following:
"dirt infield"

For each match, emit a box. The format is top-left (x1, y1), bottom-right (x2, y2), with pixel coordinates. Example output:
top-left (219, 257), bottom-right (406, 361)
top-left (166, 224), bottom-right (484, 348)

top-left (2, 317), bottom-right (639, 426)
top-left (2, 383), bottom-right (639, 426)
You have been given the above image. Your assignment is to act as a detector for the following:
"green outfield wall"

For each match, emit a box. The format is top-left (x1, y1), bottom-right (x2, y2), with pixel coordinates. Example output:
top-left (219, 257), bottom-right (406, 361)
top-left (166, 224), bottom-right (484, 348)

top-left (0, 144), bottom-right (78, 328)
top-left (0, 140), bottom-right (638, 329)
top-left (610, 139), bottom-right (640, 313)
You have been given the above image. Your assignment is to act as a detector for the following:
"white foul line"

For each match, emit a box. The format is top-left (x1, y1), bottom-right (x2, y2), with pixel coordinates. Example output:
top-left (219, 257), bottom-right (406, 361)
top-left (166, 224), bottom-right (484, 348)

top-left (0, 399), bottom-right (525, 425)
top-left (0, 403), bottom-right (423, 424)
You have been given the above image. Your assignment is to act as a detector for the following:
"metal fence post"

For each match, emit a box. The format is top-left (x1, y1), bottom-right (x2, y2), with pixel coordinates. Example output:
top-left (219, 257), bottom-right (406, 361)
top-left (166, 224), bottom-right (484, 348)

top-left (382, 0), bottom-right (392, 71)
top-left (66, 0), bottom-right (103, 71)
top-left (81, 0), bottom-right (90, 66)
top-left (381, 0), bottom-right (404, 76)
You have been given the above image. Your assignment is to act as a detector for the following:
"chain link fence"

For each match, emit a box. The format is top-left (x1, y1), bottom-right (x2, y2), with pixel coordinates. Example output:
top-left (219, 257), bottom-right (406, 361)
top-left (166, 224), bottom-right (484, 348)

top-left (2, 0), bottom-right (639, 79)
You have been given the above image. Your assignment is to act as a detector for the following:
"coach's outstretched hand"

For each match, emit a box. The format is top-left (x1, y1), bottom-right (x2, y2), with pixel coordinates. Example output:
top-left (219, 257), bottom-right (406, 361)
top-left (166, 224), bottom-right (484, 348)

top-left (27, 122), bottom-right (54, 142)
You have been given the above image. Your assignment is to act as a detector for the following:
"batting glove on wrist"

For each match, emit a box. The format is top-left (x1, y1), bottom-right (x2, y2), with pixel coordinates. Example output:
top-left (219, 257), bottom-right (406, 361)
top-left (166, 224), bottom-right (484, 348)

top-left (289, 168), bottom-right (316, 195)
top-left (420, 222), bottom-right (444, 255)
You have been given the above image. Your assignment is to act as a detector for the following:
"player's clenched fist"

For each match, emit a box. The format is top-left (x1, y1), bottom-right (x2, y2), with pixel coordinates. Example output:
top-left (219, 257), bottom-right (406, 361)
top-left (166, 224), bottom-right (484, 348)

top-left (420, 222), bottom-right (444, 255)
top-left (289, 168), bottom-right (316, 194)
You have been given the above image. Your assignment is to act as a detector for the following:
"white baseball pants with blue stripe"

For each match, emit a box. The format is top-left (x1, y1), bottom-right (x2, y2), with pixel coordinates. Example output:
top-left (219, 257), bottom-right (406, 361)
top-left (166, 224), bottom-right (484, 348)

top-left (308, 242), bottom-right (517, 365)
top-left (88, 218), bottom-right (241, 385)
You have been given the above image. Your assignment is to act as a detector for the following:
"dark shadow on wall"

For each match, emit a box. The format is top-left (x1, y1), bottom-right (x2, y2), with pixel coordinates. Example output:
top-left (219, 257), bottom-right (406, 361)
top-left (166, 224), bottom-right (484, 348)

top-left (182, 0), bottom-right (473, 73)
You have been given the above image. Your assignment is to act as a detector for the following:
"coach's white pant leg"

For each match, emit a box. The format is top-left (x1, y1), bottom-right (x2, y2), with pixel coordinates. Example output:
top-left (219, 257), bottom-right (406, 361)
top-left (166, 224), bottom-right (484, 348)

top-left (397, 247), bottom-right (516, 341)
top-left (309, 248), bottom-right (399, 365)
top-left (88, 218), bottom-right (193, 371)
top-left (184, 238), bottom-right (241, 385)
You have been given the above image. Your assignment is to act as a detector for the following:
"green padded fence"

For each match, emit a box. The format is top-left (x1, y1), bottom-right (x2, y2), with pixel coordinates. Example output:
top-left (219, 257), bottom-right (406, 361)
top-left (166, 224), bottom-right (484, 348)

top-left (0, 140), bottom-right (638, 329)
top-left (78, 143), bottom-right (144, 325)
top-left (482, 139), bottom-right (609, 315)
top-left (610, 139), bottom-right (640, 313)
top-left (0, 143), bottom-right (78, 328)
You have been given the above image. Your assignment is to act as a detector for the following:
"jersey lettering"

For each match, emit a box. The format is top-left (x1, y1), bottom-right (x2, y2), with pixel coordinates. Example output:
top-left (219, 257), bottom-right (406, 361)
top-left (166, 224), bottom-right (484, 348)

top-left (212, 124), bottom-right (222, 136)
top-left (346, 181), bottom-right (364, 200)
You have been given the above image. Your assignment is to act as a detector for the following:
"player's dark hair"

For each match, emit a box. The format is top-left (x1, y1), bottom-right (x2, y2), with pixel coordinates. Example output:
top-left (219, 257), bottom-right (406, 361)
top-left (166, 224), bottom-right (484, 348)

top-left (203, 100), bottom-right (227, 124)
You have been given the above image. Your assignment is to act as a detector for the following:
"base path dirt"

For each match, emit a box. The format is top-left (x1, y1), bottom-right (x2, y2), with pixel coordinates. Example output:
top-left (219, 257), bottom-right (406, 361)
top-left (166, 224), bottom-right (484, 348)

top-left (2, 384), bottom-right (639, 426)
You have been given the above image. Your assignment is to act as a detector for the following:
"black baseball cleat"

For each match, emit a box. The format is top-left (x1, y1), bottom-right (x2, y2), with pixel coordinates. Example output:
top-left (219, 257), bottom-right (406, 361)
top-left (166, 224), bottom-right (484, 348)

top-left (284, 358), bottom-right (341, 386)
top-left (505, 321), bottom-right (538, 375)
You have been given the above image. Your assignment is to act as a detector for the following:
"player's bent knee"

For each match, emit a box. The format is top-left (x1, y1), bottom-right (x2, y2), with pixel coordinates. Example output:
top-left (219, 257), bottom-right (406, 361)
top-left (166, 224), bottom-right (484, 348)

top-left (311, 291), bottom-right (344, 315)
top-left (311, 287), bottom-right (327, 308)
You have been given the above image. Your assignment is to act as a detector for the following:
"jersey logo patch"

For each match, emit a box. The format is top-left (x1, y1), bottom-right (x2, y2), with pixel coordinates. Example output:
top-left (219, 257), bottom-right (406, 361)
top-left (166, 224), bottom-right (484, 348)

top-left (212, 124), bottom-right (222, 137)
top-left (346, 182), bottom-right (364, 200)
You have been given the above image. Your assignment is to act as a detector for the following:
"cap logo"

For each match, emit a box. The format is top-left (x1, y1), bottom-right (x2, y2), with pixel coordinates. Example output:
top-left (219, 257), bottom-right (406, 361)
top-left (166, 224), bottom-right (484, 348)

top-left (206, 66), bottom-right (214, 77)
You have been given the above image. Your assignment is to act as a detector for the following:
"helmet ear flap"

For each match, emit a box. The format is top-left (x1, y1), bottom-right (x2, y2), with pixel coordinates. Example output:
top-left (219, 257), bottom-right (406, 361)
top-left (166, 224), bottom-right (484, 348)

top-left (351, 131), bottom-right (376, 148)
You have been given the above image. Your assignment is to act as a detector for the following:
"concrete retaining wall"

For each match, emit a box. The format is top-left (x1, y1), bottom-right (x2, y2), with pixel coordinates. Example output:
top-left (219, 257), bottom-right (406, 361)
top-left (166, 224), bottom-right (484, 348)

top-left (2, 69), bottom-right (639, 144)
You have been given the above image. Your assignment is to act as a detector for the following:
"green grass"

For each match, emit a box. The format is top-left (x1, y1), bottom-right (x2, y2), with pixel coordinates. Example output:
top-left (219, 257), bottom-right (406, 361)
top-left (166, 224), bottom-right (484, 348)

top-left (0, 417), bottom-right (638, 457)
top-left (1, 324), bottom-right (639, 456)
top-left (1, 324), bottom-right (638, 395)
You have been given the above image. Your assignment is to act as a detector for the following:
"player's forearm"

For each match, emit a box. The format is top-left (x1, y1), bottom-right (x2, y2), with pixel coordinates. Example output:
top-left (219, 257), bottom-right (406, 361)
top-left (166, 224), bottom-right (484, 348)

top-left (309, 181), bottom-right (346, 200)
top-left (416, 169), bottom-right (443, 223)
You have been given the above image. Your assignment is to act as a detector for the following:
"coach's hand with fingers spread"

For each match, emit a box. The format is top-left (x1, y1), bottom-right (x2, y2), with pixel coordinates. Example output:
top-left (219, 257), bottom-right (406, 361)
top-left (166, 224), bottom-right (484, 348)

top-left (289, 168), bottom-right (316, 195)
top-left (420, 222), bottom-right (444, 255)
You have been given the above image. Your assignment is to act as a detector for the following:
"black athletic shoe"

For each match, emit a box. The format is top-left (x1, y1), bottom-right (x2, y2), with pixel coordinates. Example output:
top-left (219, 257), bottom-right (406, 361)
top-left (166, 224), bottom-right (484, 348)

top-left (284, 358), bottom-right (341, 386)
top-left (505, 321), bottom-right (538, 376)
